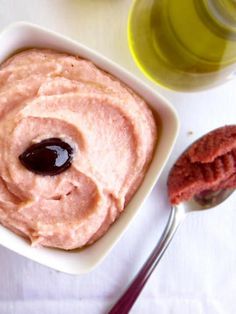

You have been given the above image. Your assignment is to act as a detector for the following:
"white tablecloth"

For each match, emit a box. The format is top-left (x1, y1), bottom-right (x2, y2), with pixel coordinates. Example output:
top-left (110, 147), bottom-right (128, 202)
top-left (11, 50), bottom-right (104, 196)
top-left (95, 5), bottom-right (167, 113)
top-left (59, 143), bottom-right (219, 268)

top-left (0, 1), bottom-right (236, 313)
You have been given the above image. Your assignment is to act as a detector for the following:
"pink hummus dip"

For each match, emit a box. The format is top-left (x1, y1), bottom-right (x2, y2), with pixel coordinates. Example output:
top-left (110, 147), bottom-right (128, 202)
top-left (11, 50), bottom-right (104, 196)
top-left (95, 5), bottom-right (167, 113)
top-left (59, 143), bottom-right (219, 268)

top-left (168, 125), bottom-right (236, 205)
top-left (0, 49), bottom-right (157, 250)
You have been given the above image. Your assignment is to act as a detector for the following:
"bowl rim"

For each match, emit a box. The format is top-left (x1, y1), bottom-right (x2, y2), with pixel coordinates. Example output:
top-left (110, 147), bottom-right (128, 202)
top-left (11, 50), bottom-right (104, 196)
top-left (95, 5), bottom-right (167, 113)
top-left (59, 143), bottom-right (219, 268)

top-left (0, 21), bottom-right (179, 274)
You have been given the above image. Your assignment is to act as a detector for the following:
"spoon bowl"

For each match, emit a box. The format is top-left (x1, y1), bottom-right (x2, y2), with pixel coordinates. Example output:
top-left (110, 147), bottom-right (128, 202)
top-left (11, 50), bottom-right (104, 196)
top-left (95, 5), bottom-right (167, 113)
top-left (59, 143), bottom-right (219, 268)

top-left (192, 187), bottom-right (235, 210)
top-left (108, 126), bottom-right (236, 314)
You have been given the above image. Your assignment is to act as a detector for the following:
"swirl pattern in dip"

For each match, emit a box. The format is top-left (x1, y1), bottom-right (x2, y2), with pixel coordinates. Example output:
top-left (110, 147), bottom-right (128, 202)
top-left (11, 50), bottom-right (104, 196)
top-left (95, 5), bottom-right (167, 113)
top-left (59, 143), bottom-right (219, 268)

top-left (0, 49), bottom-right (157, 250)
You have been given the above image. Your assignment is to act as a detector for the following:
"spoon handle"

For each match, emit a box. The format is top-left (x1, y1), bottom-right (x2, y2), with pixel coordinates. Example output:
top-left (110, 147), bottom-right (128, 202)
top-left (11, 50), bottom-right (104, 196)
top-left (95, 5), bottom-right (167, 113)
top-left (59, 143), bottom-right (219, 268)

top-left (108, 206), bottom-right (185, 314)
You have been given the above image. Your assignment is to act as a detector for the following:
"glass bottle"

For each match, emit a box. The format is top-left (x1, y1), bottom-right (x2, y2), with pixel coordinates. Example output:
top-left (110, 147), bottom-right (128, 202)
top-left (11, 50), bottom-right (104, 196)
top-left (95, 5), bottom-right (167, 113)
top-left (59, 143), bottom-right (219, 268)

top-left (128, 0), bottom-right (236, 91)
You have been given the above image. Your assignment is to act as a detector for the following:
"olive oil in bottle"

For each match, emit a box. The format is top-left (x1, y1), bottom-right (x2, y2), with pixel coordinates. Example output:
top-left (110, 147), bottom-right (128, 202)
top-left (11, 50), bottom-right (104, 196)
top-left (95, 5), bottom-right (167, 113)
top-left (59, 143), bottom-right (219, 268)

top-left (128, 0), bottom-right (236, 91)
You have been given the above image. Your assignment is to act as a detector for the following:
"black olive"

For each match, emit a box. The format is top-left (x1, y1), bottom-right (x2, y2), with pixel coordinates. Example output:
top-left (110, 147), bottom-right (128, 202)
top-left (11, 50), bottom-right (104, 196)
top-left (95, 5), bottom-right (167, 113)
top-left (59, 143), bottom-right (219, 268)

top-left (19, 138), bottom-right (74, 176)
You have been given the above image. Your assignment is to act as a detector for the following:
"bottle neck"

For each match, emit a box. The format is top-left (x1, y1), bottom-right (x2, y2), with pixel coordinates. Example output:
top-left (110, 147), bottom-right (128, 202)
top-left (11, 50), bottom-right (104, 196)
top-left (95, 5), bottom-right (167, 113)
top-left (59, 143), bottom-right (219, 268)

top-left (206, 0), bottom-right (236, 29)
top-left (195, 0), bottom-right (236, 39)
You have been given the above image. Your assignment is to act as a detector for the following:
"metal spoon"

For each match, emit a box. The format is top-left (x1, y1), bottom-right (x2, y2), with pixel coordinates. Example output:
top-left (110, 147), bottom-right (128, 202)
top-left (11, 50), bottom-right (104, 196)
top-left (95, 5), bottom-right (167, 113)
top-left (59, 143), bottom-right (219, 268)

top-left (108, 157), bottom-right (235, 314)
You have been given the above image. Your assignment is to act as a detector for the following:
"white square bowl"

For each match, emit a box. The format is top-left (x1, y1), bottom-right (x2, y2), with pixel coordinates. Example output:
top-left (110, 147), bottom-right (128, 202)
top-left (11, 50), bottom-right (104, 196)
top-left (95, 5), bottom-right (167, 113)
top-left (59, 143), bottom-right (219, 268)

top-left (0, 22), bottom-right (179, 274)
